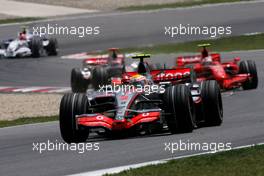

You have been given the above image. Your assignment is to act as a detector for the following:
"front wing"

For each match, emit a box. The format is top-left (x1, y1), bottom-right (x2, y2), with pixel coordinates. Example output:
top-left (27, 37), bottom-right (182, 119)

top-left (77, 112), bottom-right (160, 131)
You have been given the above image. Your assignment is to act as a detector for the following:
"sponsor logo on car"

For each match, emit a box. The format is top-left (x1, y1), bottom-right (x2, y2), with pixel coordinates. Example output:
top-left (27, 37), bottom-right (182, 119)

top-left (155, 71), bottom-right (191, 81)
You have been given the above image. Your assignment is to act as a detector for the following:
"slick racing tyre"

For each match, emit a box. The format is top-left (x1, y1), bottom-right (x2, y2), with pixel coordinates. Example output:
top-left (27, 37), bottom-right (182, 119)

top-left (108, 66), bottom-right (123, 78)
top-left (201, 80), bottom-right (223, 126)
top-left (60, 93), bottom-right (89, 143)
top-left (92, 66), bottom-right (109, 89)
top-left (71, 68), bottom-right (89, 93)
top-left (239, 60), bottom-right (258, 90)
top-left (30, 37), bottom-right (41, 58)
top-left (164, 84), bottom-right (195, 133)
top-left (0, 42), bottom-right (4, 49)
top-left (46, 38), bottom-right (58, 56)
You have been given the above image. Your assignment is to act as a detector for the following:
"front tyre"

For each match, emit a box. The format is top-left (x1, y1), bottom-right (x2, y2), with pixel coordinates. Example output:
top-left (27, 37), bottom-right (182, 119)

top-left (92, 66), bottom-right (109, 89)
top-left (201, 80), bottom-right (223, 126)
top-left (46, 38), bottom-right (58, 56)
top-left (239, 60), bottom-right (258, 90)
top-left (164, 84), bottom-right (195, 133)
top-left (59, 93), bottom-right (89, 143)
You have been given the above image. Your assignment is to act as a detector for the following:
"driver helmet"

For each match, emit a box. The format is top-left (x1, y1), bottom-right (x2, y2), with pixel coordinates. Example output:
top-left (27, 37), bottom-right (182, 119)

top-left (126, 61), bottom-right (139, 72)
top-left (130, 74), bottom-right (148, 87)
top-left (201, 56), bottom-right (213, 65)
top-left (19, 33), bottom-right (27, 40)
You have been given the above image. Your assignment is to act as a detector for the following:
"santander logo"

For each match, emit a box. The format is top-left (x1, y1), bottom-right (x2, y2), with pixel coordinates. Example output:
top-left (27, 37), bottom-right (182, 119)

top-left (155, 71), bottom-right (190, 81)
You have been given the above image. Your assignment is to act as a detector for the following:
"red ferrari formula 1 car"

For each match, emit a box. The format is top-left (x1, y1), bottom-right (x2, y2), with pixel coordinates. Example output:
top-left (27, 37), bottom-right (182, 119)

top-left (176, 44), bottom-right (258, 90)
top-left (60, 54), bottom-right (223, 143)
top-left (71, 48), bottom-right (125, 92)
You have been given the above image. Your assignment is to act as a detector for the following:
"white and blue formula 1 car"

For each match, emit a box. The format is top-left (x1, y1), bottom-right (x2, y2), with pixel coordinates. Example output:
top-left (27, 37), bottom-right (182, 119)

top-left (0, 29), bottom-right (58, 58)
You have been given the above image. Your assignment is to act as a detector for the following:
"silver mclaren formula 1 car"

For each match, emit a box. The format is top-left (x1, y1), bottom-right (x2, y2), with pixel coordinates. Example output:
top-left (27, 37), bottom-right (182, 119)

top-left (71, 48), bottom-right (125, 92)
top-left (60, 54), bottom-right (223, 143)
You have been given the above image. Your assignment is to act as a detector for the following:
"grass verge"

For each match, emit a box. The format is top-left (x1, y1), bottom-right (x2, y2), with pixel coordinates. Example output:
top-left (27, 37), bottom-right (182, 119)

top-left (0, 17), bottom-right (42, 25)
top-left (119, 33), bottom-right (264, 54)
top-left (0, 116), bottom-right (58, 128)
top-left (118, 0), bottom-right (251, 11)
top-left (106, 144), bottom-right (264, 176)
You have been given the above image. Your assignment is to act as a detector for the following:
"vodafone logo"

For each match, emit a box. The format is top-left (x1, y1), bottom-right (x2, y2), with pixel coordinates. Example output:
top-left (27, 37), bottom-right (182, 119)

top-left (96, 116), bottom-right (104, 120)
top-left (142, 113), bottom-right (150, 117)
top-left (156, 71), bottom-right (190, 81)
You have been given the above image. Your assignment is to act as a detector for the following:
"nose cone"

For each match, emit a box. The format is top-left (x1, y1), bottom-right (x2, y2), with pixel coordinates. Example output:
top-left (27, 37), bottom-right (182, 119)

top-left (112, 119), bottom-right (127, 130)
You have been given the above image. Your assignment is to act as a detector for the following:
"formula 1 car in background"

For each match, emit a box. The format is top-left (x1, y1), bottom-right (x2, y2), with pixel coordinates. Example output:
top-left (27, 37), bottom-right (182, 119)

top-left (71, 48), bottom-right (125, 93)
top-left (60, 54), bottom-right (223, 143)
top-left (176, 44), bottom-right (258, 90)
top-left (0, 27), bottom-right (58, 58)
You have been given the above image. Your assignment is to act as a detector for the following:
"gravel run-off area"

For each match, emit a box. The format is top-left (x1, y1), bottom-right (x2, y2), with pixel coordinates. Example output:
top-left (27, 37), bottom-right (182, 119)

top-left (15, 0), bottom-right (194, 10)
top-left (0, 13), bottom-right (17, 20)
top-left (0, 94), bottom-right (62, 120)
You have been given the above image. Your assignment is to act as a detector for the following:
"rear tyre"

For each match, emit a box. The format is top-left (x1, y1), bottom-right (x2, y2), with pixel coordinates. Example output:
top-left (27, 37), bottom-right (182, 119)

top-left (92, 66), bottom-right (109, 89)
top-left (164, 84), bottom-right (195, 133)
top-left (201, 80), bottom-right (223, 126)
top-left (0, 42), bottom-right (4, 49)
top-left (71, 68), bottom-right (89, 93)
top-left (46, 38), bottom-right (58, 56)
top-left (239, 60), bottom-right (258, 90)
top-left (59, 93), bottom-right (89, 143)
top-left (108, 66), bottom-right (123, 78)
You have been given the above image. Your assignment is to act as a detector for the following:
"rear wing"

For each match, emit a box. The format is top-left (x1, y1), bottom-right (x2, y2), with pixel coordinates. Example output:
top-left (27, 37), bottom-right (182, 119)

top-left (177, 53), bottom-right (221, 67)
top-left (83, 47), bottom-right (124, 65)
top-left (83, 54), bottom-right (124, 65)
top-left (131, 54), bottom-right (151, 62)
top-left (83, 57), bottom-right (108, 65)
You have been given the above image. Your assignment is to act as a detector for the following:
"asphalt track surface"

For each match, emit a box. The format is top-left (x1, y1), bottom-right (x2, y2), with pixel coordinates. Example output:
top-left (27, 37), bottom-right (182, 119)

top-left (1, 1), bottom-right (264, 86)
top-left (0, 50), bottom-right (264, 176)
top-left (0, 2), bottom-right (264, 176)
